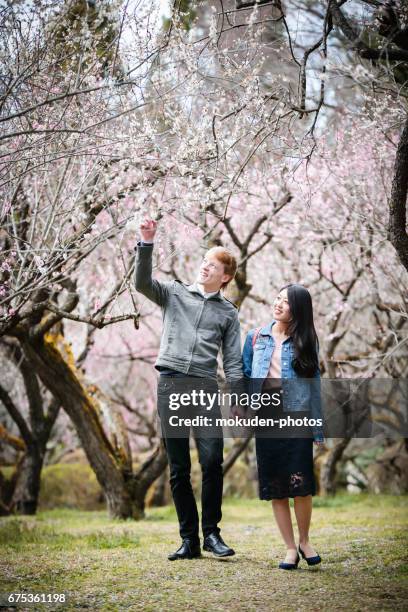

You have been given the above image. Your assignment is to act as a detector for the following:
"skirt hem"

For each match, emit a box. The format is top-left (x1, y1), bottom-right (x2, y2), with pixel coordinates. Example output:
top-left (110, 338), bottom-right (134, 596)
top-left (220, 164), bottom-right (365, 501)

top-left (259, 491), bottom-right (316, 500)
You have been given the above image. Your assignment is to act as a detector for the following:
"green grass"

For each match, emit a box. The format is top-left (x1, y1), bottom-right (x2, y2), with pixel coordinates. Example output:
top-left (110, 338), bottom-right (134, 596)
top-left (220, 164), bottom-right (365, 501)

top-left (1, 495), bottom-right (407, 611)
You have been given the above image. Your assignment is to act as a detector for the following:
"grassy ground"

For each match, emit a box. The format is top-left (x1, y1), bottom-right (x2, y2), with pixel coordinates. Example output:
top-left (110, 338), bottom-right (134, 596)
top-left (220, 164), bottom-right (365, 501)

top-left (1, 494), bottom-right (407, 611)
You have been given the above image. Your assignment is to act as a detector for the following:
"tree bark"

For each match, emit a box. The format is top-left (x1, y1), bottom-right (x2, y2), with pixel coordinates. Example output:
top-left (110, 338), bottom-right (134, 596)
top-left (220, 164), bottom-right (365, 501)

top-left (148, 466), bottom-right (170, 507)
top-left (223, 435), bottom-right (253, 476)
top-left (319, 438), bottom-right (350, 495)
top-left (131, 442), bottom-right (168, 516)
top-left (389, 113), bottom-right (408, 273)
top-left (11, 445), bottom-right (44, 514)
top-left (19, 332), bottom-right (134, 517)
top-left (18, 331), bottom-right (167, 519)
top-left (0, 345), bottom-right (60, 515)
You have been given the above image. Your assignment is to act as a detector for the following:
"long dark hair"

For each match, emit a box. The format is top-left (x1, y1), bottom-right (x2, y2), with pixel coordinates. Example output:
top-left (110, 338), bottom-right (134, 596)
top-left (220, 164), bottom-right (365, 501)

top-left (281, 283), bottom-right (319, 377)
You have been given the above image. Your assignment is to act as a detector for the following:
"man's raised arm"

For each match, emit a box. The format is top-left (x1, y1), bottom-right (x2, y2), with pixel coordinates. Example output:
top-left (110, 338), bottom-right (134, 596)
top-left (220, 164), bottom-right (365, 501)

top-left (134, 218), bottom-right (170, 307)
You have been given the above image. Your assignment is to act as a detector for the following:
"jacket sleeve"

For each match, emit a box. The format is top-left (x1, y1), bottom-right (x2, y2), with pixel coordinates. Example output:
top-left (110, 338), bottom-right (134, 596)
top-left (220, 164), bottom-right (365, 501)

top-left (222, 310), bottom-right (243, 381)
top-left (134, 242), bottom-right (171, 307)
top-left (310, 356), bottom-right (324, 443)
top-left (242, 329), bottom-right (255, 378)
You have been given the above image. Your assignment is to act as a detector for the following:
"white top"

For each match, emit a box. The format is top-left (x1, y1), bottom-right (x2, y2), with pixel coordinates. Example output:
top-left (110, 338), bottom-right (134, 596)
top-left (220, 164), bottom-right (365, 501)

top-left (195, 283), bottom-right (219, 299)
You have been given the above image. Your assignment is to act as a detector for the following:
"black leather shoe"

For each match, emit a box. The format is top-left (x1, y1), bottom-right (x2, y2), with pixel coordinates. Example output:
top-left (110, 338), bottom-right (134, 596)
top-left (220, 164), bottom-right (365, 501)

top-left (299, 545), bottom-right (321, 566)
top-left (279, 552), bottom-right (300, 570)
top-left (203, 533), bottom-right (235, 557)
top-left (168, 539), bottom-right (201, 561)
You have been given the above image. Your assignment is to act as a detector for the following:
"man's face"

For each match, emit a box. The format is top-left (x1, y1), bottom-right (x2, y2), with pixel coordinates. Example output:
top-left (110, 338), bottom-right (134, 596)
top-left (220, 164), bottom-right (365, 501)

top-left (197, 251), bottom-right (231, 291)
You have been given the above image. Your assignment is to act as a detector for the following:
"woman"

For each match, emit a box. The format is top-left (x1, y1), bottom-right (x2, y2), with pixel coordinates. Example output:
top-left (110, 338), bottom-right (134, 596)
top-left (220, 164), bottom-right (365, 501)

top-left (242, 284), bottom-right (324, 570)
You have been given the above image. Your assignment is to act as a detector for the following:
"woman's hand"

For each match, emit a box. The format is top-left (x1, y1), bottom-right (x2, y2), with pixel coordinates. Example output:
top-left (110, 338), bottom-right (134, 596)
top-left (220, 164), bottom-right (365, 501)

top-left (140, 218), bottom-right (157, 241)
top-left (231, 404), bottom-right (246, 418)
top-left (313, 439), bottom-right (325, 447)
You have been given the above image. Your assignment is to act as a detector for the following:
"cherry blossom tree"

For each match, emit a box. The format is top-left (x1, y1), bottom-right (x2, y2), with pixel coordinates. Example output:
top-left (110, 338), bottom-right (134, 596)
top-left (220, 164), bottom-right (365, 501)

top-left (1, 0), bottom-right (407, 516)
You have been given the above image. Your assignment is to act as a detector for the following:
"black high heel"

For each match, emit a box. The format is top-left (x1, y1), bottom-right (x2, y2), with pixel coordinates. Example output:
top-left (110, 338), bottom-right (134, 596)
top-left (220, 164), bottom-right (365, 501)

top-left (299, 545), bottom-right (321, 566)
top-left (279, 552), bottom-right (300, 570)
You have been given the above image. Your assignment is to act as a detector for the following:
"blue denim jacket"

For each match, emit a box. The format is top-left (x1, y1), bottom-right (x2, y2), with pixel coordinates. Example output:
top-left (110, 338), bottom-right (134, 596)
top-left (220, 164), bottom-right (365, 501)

top-left (242, 321), bottom-right (324, 442)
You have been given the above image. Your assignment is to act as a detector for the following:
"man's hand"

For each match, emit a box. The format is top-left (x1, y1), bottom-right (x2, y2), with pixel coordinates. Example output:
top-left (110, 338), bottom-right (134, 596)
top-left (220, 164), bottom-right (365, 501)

top-left (140, 218), bottom-right (157, 242)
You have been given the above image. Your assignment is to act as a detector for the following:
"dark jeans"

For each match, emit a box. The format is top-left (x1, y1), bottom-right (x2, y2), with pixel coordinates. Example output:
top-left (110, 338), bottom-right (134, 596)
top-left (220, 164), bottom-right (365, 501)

top-left (157, 373), bottom-right (224, 542)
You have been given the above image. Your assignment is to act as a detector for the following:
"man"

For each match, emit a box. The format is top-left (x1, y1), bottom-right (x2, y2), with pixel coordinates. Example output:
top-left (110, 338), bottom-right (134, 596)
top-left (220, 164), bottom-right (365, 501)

top-left (134, 218), bottom-right (242, 560)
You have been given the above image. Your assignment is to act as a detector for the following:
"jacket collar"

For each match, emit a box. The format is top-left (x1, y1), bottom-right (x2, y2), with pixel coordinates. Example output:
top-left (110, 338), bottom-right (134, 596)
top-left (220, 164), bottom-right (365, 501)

top-left (260, 320), bottom-right (275, 336)
top-left (260, 320), bottom-right (292, 342)
top-left (186, 282), bottom-right (222, 301)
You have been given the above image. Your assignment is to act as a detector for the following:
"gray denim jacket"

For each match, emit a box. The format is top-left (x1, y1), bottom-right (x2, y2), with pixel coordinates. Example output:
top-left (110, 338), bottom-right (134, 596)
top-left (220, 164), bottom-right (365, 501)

top-left (134, 242), bottom-right (243, 380)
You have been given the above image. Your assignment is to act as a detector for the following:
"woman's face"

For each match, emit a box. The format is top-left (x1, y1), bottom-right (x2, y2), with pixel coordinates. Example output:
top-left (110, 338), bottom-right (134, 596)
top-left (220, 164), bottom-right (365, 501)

top-left (273, 288), bottom-right (292, 323)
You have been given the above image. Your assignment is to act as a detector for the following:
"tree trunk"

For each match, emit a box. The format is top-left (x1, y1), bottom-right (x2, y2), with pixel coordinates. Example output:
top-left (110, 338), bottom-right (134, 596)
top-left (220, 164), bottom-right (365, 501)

top-left (0, 461), bottom-right (21, 516)
top-left (1, 339), bottom-right (63, 515)
top-left (148, 466), bottom-right (170, 507)
top-left (131, 442), bottom-right (168, 517)
top-left (319, 438), bottom-right (350, 495)
top-left (19, 331), bottom-right (167, 519)
top-left (19, 332), bottom-right (139, 518)
top-left (12, 445), bottom-right (44, 514)
top-left (223, 435), bottom-right (253, 476)
top-left (366, 440), bottom-right (408, 494)
top-left (389, 113), bottom-right (408, 272)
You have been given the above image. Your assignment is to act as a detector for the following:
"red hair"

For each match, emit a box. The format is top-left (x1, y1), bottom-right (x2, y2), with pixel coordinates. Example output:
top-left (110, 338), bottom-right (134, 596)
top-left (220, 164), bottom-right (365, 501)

top-left (206, 247), bottom-right (237, 288)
